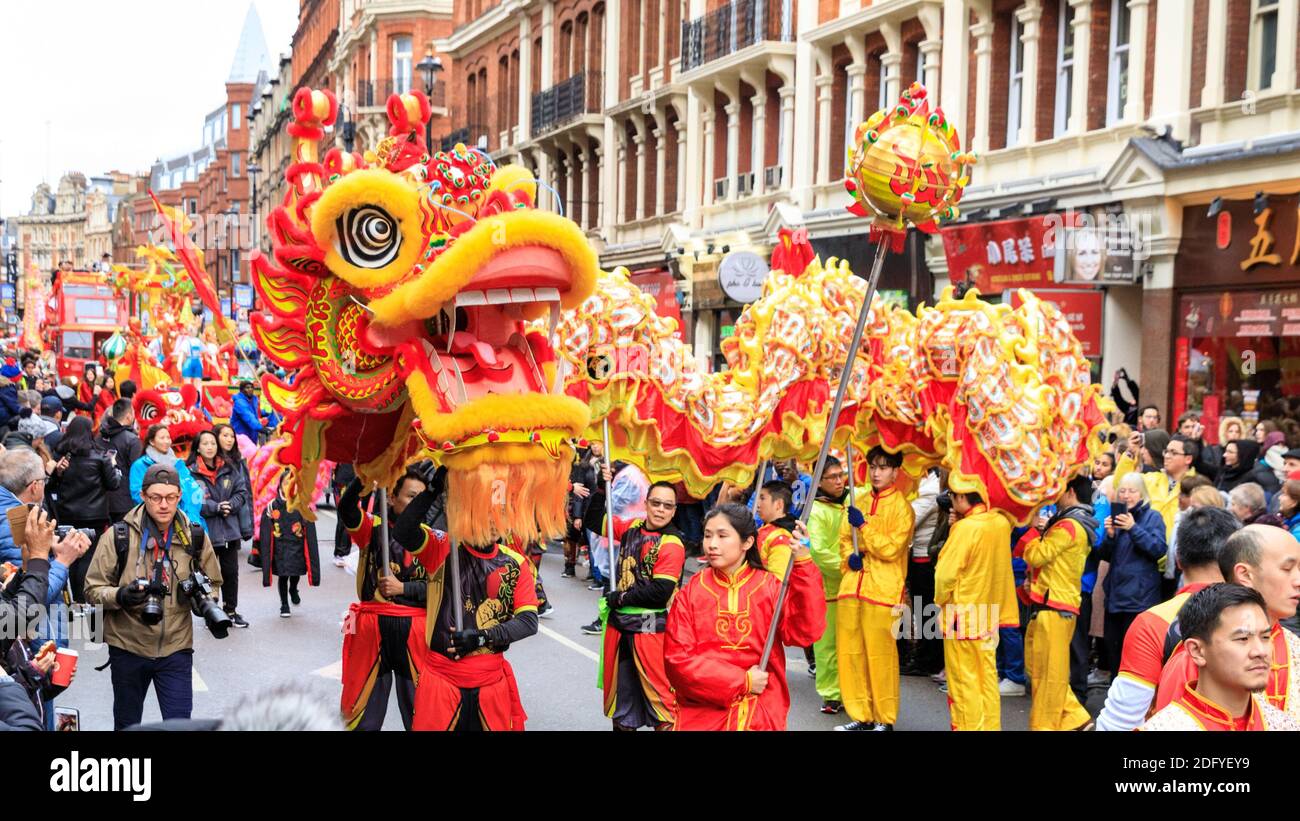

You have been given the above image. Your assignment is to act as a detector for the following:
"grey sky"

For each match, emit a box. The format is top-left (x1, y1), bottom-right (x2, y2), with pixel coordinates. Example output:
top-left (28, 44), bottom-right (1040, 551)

top-left (0, 0), bottom-right (299, 219)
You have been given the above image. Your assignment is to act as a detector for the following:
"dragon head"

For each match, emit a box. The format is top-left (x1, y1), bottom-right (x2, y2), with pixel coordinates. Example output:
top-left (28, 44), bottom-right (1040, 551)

top-left (250, 88), bottom-right (599, 544)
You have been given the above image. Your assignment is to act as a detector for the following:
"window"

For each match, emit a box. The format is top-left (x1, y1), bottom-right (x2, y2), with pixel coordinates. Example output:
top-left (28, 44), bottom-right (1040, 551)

top-left (393, 36), bottom-right (413, 94)
top-left (231, 251), bottom-right (241, 280)
top-left (231, 103), bottom-right (241, 129)
top-left (1007, 15), bottom-right (1025, 146)
top-left (62, 331), bottom-right (94, 360)
top-left (844, 65), bottom-right (856, 149)
top-left (1251, 0), bottom-right (1279, 90)
top-left (878, 56), bottom-right (889, 111)
top-left (1106, 0), bottom-right (1131, 125)
top-left (1054, 0), bottom-right (1075, 136)
top-left (232, 152), bottom-right (241, 177)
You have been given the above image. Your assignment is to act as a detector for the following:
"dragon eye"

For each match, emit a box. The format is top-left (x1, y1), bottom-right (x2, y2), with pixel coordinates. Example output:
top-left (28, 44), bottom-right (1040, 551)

top-left (336, 205), bottom-right (402, 269)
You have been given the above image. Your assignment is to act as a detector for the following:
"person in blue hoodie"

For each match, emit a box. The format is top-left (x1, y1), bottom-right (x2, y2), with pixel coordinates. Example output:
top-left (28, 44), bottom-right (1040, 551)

top-left (128, 423), bottom-right (205, 532)
top-left (231, 380), bottom-right (268, 444)
top-left (1097, 471), bottom-right (1168, 675)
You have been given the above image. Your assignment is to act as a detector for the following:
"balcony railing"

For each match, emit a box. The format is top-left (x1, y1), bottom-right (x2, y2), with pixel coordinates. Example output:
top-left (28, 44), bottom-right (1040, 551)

top-left (356, 79), bottom-right (448, 109)
top-left (680, 0), bottom-right (792, 73)
top-left (439, 106), bottom-right (493, 151)
top-left (531, 71), bottom-right (604, 137)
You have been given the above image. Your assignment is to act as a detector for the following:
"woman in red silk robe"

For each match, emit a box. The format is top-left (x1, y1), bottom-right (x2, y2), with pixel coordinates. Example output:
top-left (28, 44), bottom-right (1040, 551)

top-left (665, 503), bottom-right (827, 730)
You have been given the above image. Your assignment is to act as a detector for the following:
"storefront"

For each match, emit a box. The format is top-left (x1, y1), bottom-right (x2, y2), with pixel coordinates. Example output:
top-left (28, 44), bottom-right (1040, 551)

top-left (1172, 192), bottom-right (1300, 436)
top-left (807, 230), bottom-right (935, 311)
top-left (940, 211), bottom-right (1138, 380)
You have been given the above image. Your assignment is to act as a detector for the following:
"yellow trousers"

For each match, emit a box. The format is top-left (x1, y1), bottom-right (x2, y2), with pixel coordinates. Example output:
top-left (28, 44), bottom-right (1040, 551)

top-left (943, 636), bottom-right (1000, 731)
top-left (837, 598), bottom-right (899, 725)
top-left (1025, 610), bottom-right (1091, 731)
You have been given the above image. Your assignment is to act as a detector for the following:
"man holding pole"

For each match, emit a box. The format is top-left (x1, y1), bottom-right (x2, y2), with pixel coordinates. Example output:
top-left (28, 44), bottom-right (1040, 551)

top-left (935, 491), bottom-right (1019, 731)
top-left (807, 455), bottom-right (853, 713)
top-left (337, 471), bottom-right (429, 731)
top-left (834, 446), bottom-right (914, 731)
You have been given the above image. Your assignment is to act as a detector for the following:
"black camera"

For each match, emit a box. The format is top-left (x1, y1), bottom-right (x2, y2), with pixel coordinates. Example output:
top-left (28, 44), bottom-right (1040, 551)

top-left (936, 490), bottom-right (953, 513)
top-left (179, 570), bottom-right (231, 639)
top-left (128, 577), bottom-right (168, 626)
top-left (55, 525), bottom-right (95, 541)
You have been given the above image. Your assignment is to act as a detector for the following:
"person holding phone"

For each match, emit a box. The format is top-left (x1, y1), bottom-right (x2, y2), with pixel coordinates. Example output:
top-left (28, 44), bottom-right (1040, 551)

top-left (1097, 473), bottom-right (1168, 673)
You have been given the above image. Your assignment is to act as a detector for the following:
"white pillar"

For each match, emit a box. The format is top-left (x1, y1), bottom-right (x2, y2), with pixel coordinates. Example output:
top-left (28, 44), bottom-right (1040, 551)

top-left (655, 126), bottom-right (667, 214)
top-left (1067, 0), bottom-right (1092, 134)
top-left (519, 14), bottom-right (533, 140)
top-left (919, 39), bottom-right (942, 96)
top-left (635, 130), bottom-right (647, 219)
top-left (1149, 0), bottom-right (1193, 140)
top-left (790, 3), bottom-right (820, 208)
top-left (675, 117), bottom-right (688, 212)
top-left (368, 29), bottom-right (378, 92)
top-left (593, 145), bottom-right (604, 228)
top-left (684, 88), bottom-right (704, 223)
top-left (564, 147), bottom-right (577, 221)
top-left (600, 0), bottom-right (621, 229)
top-left (971, 20), bottom-right (995, 152)
top-left (541, 1), bottom-right (555, 88)
top-left (779, 85), bottom-right (795, 190)
top-left (576, 147), bottom-right (589, 228)
top-left (1273, 0), bottom-right (1298, 91)
top-left (1017, 0), bottom-right (1042, 144)
top-left (1200, 0), bottom-right (1227, 107)
top-left (702, 105), bottom-right (716, 206)
top-left (939, 0), bottom-right (971, 135)
top-left (750, 89), bottom-right (767, 196)
top-left (616, 134), bottom-right (629, 222)
top-left (846, 63), bottom-right (867, 130)
top-left (881, 52), bottom-right (903, 107)
top-left (725, 101), bottom-right (740, 201)
top-left (814, 75), bottom-right (834, 185)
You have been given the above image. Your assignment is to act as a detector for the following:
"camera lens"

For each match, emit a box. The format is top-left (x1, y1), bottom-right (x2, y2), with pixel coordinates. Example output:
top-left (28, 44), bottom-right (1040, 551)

top-left (141, 596), bottom-right (164, 626)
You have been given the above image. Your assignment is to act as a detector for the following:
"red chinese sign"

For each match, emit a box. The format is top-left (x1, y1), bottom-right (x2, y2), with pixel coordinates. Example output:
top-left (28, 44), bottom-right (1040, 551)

top-left (629, 269), bottom-right (684, 338)
top-left (940, 214), bottom-right (1084, 294)
top-left (1179, 289), bottom-right (1300, 339)
top-left (1009, 289), bottom-right (1103, 357)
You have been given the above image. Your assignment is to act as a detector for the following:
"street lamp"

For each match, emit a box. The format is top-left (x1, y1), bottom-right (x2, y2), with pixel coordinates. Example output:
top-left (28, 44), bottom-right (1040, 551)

top-left (416, 50), bottom-right (444, 153)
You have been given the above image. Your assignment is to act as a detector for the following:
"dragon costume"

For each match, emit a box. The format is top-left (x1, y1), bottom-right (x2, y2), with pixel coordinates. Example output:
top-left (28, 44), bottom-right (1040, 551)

top-left (251, 85), bottom-right (1109, 554)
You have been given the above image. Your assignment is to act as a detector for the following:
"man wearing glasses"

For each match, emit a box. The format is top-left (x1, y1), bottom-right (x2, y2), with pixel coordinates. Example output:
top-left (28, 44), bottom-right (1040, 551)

top-left (598, 481), bottom-right (686, 730)
top-left (84, 463), bottom-right (221, 729)
top-left (1116, 432), bottom-right (1197, 547)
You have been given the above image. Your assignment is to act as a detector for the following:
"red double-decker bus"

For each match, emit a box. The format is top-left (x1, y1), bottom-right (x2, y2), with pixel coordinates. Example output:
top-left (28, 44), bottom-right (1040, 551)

top-left (48, 270), bottom-right (126, 381)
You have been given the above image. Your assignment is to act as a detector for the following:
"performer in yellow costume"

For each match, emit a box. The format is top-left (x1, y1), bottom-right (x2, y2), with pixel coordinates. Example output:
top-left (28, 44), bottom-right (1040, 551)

top-left (807, 455), bottom-right (854, 714)
top-left (1018, 474), bottom-right (1098, 731)
top-left (835, 447), bottom-right (914, 731)
top-left (935, 492), bottom-right (1019, 731)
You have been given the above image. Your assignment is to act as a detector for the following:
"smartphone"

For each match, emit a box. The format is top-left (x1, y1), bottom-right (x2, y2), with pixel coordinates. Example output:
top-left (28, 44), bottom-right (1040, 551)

top-left (1110, 501), bottom-right (1128, 520)
top-left (54, 707), bottom-right (80, 731)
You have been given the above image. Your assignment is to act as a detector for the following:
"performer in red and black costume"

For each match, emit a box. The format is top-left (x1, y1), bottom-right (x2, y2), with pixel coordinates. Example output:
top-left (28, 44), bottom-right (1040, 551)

top-left (601, 481), bottom-right (686, 731)
top-left (338, 470), bottom-right (430, 731)
top-left (393, 486), bottom-right (540, 731)
top-left (666, 503), bottom-right (826, 730)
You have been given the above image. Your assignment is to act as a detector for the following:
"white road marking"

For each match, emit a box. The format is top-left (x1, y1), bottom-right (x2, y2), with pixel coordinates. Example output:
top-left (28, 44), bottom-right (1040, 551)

top-left (312, 660), bottom-right (343, 681)
top-left (539, 625), bottom-right (599, 663)
top-left (192, 667), bottom-right (208, 692)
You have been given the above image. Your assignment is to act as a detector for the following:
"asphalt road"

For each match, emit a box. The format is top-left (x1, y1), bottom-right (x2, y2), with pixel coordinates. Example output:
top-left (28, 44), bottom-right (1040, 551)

top-left (61, 512), bottom-right (1104, 730)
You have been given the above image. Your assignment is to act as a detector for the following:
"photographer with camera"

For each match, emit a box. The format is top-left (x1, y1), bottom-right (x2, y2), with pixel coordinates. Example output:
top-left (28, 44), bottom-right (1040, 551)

top-left (83, 463), bottom-right (225, 730)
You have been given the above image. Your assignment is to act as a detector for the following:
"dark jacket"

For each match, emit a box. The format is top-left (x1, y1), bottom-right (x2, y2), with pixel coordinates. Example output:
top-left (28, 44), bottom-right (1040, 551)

top-left (0, 677), bottom-right (42, 730)
top-left (1098, 501), bottom-right (1168, 613)
top-left (231, 392), bottom-right (264, 442)
top-left (225, 454), bottom-right (254, 541)
top-left (50, 449), bottom-right (121, 524)
top-left (1216, 439), bottom-right (1280, 494)
top-left (190, 457), bottom-right (249, 545)
top-left (0, 379), bottom-right (20, 430)
top-left (259, 497), bottom-right (321, 585)
top-left (99, 416), bottom-right (143, 517)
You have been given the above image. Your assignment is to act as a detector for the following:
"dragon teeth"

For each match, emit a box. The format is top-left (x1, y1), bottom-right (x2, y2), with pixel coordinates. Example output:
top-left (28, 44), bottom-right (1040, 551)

top-left (455, 291), bottom-right (487, 307)
top-left (511, 287), bottom-right (534, 303)
top-left (486, 289), bottom-right (512, 305)
top-left (534, 287), bottom-right (560, 302)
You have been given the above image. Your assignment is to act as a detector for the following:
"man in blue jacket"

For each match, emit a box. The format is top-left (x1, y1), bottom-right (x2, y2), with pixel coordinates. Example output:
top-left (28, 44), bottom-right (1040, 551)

top-left (230, 380), bottom-right (267, 443)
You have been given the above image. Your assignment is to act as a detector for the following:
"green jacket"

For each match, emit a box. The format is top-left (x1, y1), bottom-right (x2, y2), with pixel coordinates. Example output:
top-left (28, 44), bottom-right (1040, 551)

top-left (84, 506), bottom-right (222, 659)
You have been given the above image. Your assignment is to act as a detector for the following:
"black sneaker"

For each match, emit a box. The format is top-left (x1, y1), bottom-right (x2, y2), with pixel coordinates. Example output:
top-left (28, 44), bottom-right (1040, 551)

top-left (870, 723), bottom-right (894, 732)
top-left (580, 620), bottom-right (603, 635)
top-left (587, 581), bottom-right (606, 591)
top-left (279, 604), bottom-right (291, 618)
top-left (228, 611), bottom-right (250, 628)
top-left (807, 662), bottom-right (817, 678)
top-left (820, 700), bottom-right (842, 715)
top-left (290, 589), bottom-right (301, 606)
top-left (834, 720), bottom-right (877, 731)
top-left (561, 568), bottom-right (576, 578)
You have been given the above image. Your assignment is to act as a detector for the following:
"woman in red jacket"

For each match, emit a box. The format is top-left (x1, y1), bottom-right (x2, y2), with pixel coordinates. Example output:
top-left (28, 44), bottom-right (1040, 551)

top-left (93, 374), bottom-right (116, 430)
top-left (665, 502), bottom-right (826, 730)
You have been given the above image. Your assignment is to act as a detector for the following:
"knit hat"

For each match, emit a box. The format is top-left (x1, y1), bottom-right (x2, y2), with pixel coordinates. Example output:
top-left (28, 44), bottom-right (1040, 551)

top-left (0, 358), bottom-right (20, 379)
